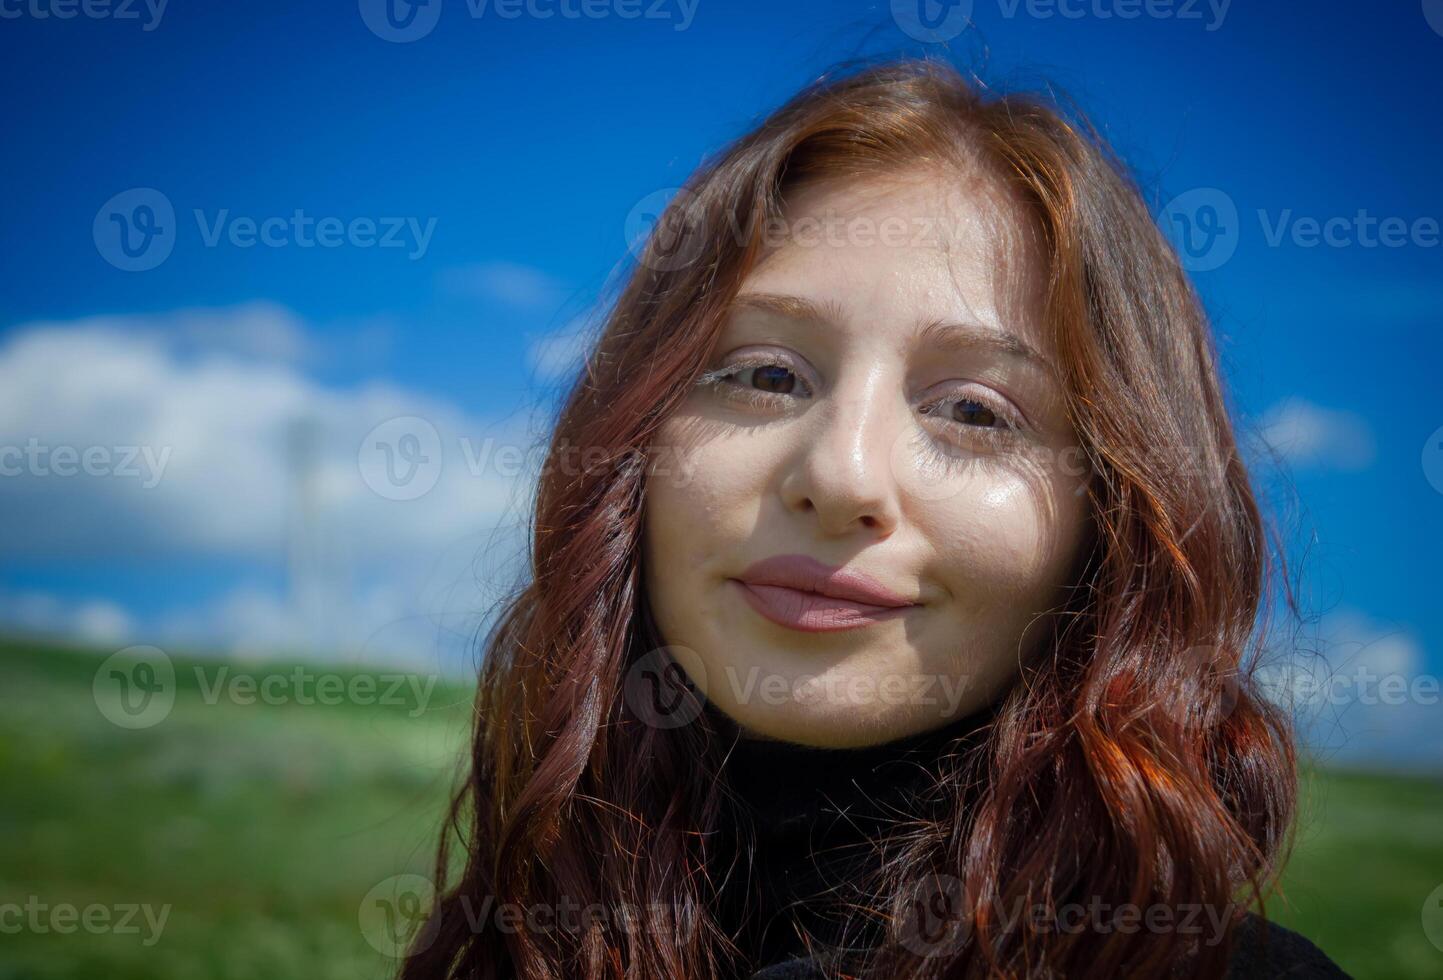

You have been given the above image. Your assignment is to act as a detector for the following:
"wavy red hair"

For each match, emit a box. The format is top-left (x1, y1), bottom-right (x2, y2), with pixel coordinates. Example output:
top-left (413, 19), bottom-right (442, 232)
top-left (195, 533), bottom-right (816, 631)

top-left (399, 57), bottom-right (1297, 979)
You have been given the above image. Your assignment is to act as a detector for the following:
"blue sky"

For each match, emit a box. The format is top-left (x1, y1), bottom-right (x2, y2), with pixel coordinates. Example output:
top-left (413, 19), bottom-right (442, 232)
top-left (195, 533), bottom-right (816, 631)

top-left (1, 0), bottom-right (1439, 767)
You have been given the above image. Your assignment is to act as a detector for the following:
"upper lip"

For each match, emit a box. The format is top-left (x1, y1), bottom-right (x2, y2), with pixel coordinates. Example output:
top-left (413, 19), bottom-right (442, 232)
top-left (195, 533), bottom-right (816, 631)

top-left (733, 554), bottom-right (918, 608)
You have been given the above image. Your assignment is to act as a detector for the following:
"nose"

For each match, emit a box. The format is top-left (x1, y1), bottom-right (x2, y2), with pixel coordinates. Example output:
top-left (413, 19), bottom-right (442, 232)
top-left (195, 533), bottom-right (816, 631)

top-left (779, 370), bottom-right (904, 538)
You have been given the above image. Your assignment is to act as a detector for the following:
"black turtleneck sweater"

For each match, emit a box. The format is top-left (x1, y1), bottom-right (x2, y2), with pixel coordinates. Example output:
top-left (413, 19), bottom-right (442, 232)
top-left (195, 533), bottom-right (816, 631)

top-left (713, 709), bottom-right (981, 975)
top-left (709, 708), bottom-right (1351, 980)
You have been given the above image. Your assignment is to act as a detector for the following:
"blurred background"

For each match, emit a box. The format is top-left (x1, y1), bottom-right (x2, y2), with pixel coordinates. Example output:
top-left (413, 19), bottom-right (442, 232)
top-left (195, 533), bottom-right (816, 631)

top-left (1, 2), bottom-right (1440, 978)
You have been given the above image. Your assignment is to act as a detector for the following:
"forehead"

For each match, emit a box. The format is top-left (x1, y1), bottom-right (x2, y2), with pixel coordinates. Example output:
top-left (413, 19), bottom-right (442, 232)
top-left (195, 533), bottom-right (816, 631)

top-left (741, 169), bottom-right (1052, 359)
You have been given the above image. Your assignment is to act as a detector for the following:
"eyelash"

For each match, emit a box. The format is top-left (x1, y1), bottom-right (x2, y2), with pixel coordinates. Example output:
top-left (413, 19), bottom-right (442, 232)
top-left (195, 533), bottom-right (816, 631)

top-left (693, 356), bottom-right (1026, 455)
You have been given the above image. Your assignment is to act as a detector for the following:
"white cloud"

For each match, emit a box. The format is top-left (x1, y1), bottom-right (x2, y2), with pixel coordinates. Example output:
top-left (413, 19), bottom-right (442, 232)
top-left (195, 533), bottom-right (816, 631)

top-left (0, 590), bottom-right (135, 647)
top-left (73, 599), bottom-right (136, 646)
top-left (527, 314), bottom-right (599, 382)
top-left (1259, 608), bottom-right (1439, 769)
top-left (0, 304), bottom-right (546, 666)
top-left (436, 260), bottom-right (568, 311)
top-left (1256, 398), bottom-right (1375, 471)
top-left (0, 306), bottom-right (542, 562)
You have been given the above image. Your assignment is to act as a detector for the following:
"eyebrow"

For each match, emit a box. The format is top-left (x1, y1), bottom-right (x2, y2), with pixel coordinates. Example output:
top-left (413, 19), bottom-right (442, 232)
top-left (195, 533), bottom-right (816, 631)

top-left (728, 291), bottom-right (1054, 373)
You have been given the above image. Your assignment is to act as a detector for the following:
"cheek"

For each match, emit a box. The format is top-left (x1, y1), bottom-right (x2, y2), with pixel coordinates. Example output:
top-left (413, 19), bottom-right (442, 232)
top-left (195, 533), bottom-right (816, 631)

top-left (920, 460), bottom-right (1088, 617)
top-left (642, 420), bottom-right (772, 612)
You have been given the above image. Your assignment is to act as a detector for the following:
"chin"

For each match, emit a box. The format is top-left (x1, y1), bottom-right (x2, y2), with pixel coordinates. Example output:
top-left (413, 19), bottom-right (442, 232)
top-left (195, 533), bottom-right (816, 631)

top-left (708, 696), bottom-right (949, 749)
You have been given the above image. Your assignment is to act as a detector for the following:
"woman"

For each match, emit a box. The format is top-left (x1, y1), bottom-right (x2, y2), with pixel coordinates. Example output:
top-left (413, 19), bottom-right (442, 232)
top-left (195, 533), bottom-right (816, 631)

top-left (400, 59), bottom-right (1349, 978)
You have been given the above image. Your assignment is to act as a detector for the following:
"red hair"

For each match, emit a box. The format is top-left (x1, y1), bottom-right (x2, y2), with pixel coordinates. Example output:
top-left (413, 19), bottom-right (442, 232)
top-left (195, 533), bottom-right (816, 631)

top-left (400, 57), bottom-right (1297, 979)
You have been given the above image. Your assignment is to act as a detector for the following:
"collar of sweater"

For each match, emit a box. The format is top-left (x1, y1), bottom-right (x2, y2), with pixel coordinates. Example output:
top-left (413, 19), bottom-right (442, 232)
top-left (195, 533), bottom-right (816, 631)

top-left (711, 707), bottom-right (996, 972)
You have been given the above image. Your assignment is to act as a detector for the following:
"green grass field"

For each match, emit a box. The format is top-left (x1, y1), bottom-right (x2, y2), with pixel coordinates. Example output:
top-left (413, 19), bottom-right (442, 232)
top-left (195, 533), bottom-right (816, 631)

top-left (1, 638), bottom-right (1439, 979)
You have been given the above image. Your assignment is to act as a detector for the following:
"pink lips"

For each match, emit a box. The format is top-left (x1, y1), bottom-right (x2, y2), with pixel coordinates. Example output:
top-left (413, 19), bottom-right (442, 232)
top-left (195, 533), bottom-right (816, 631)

top-left (729, 553), bottom-right (920, 633)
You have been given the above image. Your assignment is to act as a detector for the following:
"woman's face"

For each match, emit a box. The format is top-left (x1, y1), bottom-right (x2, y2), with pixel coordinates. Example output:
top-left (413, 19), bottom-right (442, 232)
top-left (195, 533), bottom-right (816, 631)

top-left (641, 168), bottom-right (1092, 748)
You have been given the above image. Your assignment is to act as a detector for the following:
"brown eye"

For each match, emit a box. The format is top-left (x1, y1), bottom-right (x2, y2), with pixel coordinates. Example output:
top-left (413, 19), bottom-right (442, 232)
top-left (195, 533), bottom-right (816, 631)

top-left (751, 364), bottom-right (798, 394)
top-left (951, 398), bottom-right (998, 427)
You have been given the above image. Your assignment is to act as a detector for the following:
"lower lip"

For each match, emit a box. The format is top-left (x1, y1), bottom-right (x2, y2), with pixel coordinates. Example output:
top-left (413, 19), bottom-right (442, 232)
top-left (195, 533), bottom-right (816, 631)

top-left (729, 580), bottom-right (916, 633)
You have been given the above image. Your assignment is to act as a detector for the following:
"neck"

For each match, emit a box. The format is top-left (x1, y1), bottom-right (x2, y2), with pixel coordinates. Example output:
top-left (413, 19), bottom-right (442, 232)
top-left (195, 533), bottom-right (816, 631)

top-left (720, 717), bottom-right (980, 828)
top-left (710, 706), bottom-right (997, 968)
